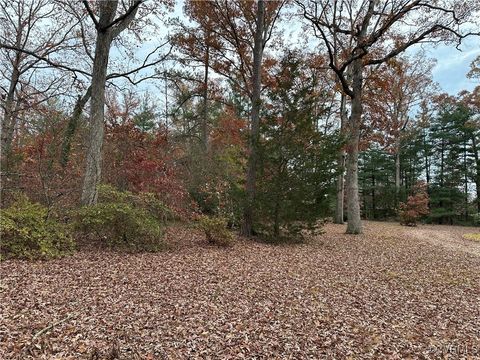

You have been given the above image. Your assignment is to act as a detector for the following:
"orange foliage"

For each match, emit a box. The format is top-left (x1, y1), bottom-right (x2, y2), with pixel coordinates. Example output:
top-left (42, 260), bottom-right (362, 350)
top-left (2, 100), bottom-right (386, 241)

top-left (399, 181), bottom-right (430, 226)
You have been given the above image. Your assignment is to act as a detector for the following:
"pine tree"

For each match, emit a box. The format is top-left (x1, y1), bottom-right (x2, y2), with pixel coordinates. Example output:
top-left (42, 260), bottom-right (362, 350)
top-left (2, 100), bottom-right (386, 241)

top-left (428, 101), bottom-right (469, 224)
top-left (359, 147), bottom-right (396, 220)
top-left (256, 52), bottom-right (340, 240)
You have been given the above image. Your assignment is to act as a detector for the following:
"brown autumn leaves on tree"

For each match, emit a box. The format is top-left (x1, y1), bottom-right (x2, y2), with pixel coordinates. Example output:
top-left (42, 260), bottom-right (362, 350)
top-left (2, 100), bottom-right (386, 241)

top-left (399, 180), bottom-right (430, 226)
top-left (364, 54), bottom-right (436, 196)
top-left (0, 0), bottom-right (174, 203)
top-left (173, 0), bottom-right (286, 236)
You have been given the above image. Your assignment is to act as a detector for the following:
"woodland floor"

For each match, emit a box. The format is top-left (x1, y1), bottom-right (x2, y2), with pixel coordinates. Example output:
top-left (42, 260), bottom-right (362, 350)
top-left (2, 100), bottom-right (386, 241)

top-left (1, 221), bottom-right (480, 359)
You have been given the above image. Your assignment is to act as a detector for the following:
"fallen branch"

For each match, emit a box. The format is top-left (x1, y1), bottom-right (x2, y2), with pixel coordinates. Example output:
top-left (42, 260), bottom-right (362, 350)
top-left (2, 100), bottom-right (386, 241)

top-left (32, 313), bottom-right (76, 340)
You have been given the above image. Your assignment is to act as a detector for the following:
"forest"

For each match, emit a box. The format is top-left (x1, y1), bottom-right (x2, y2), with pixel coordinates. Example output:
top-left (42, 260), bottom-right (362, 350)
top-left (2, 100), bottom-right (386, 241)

top-left (1, 0), bottom-right (480, 359)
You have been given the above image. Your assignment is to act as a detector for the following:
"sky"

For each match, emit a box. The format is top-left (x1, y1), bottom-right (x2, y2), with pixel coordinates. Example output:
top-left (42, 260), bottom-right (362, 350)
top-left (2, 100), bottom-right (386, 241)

top-left (424, 36), bottom-right (480, 94)
top-left (129, 0), bottom-right (480, 102)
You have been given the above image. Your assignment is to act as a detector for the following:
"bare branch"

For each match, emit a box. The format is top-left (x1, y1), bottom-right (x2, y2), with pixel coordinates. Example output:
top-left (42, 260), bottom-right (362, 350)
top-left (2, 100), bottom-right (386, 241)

top-left (82, 0), bottom-right (99, 29)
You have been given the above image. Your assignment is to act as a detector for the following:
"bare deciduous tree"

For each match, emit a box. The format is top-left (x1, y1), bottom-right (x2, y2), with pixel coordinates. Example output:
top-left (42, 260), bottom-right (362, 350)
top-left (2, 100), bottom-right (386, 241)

top-left (0, 0), bottom-right (78, 169)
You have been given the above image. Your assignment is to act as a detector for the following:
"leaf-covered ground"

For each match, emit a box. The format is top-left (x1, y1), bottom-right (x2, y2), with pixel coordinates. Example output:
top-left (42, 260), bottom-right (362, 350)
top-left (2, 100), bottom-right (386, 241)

top-left (1, 221), bottom-right (480, 359)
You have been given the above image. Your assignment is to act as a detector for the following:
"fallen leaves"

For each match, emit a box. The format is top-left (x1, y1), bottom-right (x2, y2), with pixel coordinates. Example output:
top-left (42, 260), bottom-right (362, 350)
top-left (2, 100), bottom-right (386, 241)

top-left (1, 222), bottom-right (479, 359)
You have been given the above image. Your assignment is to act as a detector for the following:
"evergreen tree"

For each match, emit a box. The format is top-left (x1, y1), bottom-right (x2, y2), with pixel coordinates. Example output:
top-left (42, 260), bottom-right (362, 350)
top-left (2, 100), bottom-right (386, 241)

top-left (359, 147), bottom-right (396, 219)
top-left (256, 52), bottom-right (340, 240)
top-left (428, 102), bottom-right (470, 224)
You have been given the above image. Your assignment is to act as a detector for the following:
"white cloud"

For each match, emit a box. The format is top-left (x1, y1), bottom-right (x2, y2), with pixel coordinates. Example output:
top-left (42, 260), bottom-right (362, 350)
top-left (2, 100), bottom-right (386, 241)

top-left (424, 37), bottom-right (480, 94)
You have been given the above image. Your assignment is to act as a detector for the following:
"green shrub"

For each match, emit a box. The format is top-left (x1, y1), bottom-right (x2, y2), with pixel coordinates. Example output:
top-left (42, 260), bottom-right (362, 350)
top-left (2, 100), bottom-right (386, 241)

top-left (97, 185), bottom-right (172, 223)
top-left (73, 185), bottom-right (167, 252)
top-left (198, 215), bottom-right (234, 247)
top-left (0, 194), bottom-right (74, 259)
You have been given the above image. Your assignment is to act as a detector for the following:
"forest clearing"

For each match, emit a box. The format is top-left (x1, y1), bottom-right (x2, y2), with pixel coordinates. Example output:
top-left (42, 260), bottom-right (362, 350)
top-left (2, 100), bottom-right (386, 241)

top-left (1, 222), bottom-right (480, 359)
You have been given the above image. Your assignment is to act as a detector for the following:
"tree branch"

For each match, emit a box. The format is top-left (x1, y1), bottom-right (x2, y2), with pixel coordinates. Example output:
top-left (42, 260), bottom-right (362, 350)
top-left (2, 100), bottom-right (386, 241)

top-left (82, 0), bottom-right (99, 29)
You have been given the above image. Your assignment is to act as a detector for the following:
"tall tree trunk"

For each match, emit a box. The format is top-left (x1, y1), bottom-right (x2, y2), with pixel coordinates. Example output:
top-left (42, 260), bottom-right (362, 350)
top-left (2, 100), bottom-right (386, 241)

top-left (471, 135), bottom-right (480, 212)
top-left (80, 0), bottom-right (140, 205)
top-left (273, 196), bottom-right (280, 238)
top-left (371, 171), bottom-right (376, 219)
top-left (201, 40), bottom-right (210, 152)
top-left (395, 143), bottom-right (401, 189)
top-left (241, 0), bottom-right (264, 237)
top-left (394, 139), bottom-right (401, 206)
top-left (335, 153), bottom-right (346, 223)
top-left (362, 174), bottom-right (367, 219)
top-left (423, 130), bottom-right (430, 184)
top-left (164, 72), bottom-right (169, 137)
top-left (464, 143), bottom-right (468, 221)
top-left (335, 92), bottom-right (347, 224)
top-left (345, 59), bottom-right (363, 234)
top-left (0, 45), bottom-right (21, 205)
top-left (1, 47), bottom-right (22, 169)
top-left (440, 139), bottom-right (445, 187)
top-left (60, 87), bottom-right (91, 168)
top-left (81, 1), bottom-right (118, 206)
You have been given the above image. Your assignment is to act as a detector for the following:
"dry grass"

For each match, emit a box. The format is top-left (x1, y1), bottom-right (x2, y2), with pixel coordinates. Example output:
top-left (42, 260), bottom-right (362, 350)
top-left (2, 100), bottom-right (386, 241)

top-left (463, 233), bottom-right (480, 242)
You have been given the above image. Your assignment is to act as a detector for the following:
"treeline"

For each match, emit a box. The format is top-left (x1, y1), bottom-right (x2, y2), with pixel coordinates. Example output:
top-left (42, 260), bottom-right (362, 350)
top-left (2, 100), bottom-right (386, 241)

top-left (360, 92), bottom-right (480, 225)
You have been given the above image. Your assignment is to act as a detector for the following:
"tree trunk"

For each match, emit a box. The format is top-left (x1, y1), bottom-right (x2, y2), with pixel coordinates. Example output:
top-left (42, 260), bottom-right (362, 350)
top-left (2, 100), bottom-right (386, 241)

top-left (60, 87), bottom-right (91, 168)
top-left (345, 59), bottom-right (363, 234)
top-left (81, 1), bottom-right (118, 206)
top-left (395, 145), bottom-right (401, 190)
top-left (201, 40), bottom-right (210, 152)
top-left (464, 148), bottom-right (468, 221)
top-left (1, 48), bottom-right (22, 169)
top-left (423, 130), bottom-right (430, 184)
top-left (394, 139), bottom-right (401, 206)
top-left (273, 196), bottom-right (280, 238)
top-left (472, 135), bottom-right (480, 212)
top-left (440, 139), bottom-right (445, 187)
top-left (371, 171), bottom-right (376, 219)
top-left (335, 153), bottom-right (346, 223)
top-left (335, 92), bottom-right (347, 224)
top-left (241, 0), bottom-right (264, 237)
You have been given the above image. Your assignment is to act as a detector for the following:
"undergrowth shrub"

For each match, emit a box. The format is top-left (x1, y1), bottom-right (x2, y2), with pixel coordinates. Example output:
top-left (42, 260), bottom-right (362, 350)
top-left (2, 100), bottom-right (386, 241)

top-left (255, 220), bottom-right (323, 244)
top-left (73, 185), bottom-right (169, 251)
top-left (198, 215), bottom-right (234, 247)
top-left (0, 194), bottom-right (74, 260)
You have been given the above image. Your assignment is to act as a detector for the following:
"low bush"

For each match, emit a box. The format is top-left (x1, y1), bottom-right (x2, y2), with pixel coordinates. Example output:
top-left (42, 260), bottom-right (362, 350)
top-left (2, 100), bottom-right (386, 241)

top-left (198, 215), bottom-right (234, 247)
top-left (255, 220), bottom-right (322, 244)
top-left (399, 181), bottom-right (429, 226)
top-left (0, 194), bottom-right (74, 259)
top-left (97, 184), bottom-right (172, 223)
top-left (73, 185), bottom-right (167, 252)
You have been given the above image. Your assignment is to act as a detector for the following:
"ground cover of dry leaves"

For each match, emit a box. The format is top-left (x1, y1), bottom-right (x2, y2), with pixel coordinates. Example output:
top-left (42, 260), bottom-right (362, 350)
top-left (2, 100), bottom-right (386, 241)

top-left (1, 221), bottom-right (480, 359)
